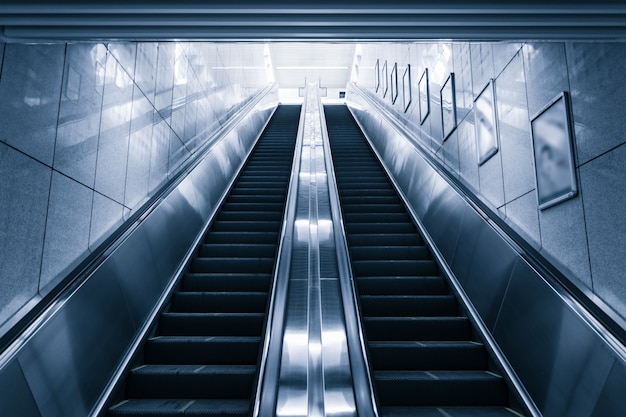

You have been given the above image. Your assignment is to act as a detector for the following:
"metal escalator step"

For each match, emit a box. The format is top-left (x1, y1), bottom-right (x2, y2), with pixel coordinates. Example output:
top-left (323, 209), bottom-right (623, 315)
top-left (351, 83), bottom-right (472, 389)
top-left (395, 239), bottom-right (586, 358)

top-left (229, 187), bottom-right (287, 196)
top-left (352, 259), bottom-right (438, 276)
top-left (109, 399), bottom-right (250, 417)
top-left (159, 312), bottom-right (265, 336)
top-left (144, 336), bottom-right (262, 365)
top-left (171, 292), bottom-right (268, 313)
top-left (379, 406), bottom-right (525, 417)
top-left (226, 194), bottom-right (285, 204)
top-left (360, 295), bottom-right (458, 316)
top-left (217, 210), bottom-right (282, 222)
top-left (340, 203), bottom-right (405, 213)
top-left (126, 365), bottom-right (256, 399)
top-left (344, 212), bottom-right (411, 223)
top-left (345, 222), bottom-right (415, 234)
top-left (199, 243), bottom-right (277, 258)
top-left (374, 370), bottom-right (507, 407)
top-left (363, 316), bottom-right (471, 341)
top-left (356, 276), bottom-right (448, 295)
top-left (221, 202), bottom-right (284, 212)
top-left (368, 341), bottom-right (487, 371)
top-left (205, 231), bottom-right (279, 245)
top-left (348, 233), bottom-right (423, 246)
top-left (182, 273), bottom-right (272, 292)
top-left (191, 257), bottom-right (274, 274)
top-left (350, 245), bottom-right (431, 261)
top-left (339, 188), bottom-right (397, 197)
top-left (211, 220), bottom-right (282, 233)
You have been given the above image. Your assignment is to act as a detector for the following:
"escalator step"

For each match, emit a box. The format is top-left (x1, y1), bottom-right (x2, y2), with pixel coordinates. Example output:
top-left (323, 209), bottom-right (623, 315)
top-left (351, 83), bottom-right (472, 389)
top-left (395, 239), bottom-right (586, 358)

top-left (159, 312), bottom-right (265, 336)
top-left (344, 213), bottom-right (411, 223)
top-left (345, 222), bottom-right (415, 234)
top-left (348, 233), bottom-right (423, 246)
top-left (340, 203), bottom-right (405, 213)
top-left (368, 341), bottom-right (487, 370)
top-left (182, 273), bottom-right (272, 292)
top-left (350, 246), bottom-right (430, 261)
top-left (211, 220), bottom-right (282, 233)
top-left (363, 316), bottom-right (471, 341)
top-left (226, 194), bottom-right (285, 204)
top-left (198, 243), bottom-right (277, 258)
top-left (126, 365), bottom-right (256, 399)
top-left (205, 231), bottom-right (279, 245)
top-left (144, 336), bottom-right (261, 365)
top-left (374, 370), bottom-right (507, 406)
top-left (191, 257), bottom-right (275, 274)
top-left (352, 259), bottom-right (439, 276)
top-left (379, 406), bottom-right (525, 417)
top-left (360, 295), bottom-right (457, 316)
top-left (109, 399), bottom-right (250, 417)
top-left (171, 292), bottom-right (268, 313)
top-left (217, 211), bottom-right (282, 222)
top-left (356, 276), bottom-right (447, 295)
top-left (222, 202), bottom-right (284, 212)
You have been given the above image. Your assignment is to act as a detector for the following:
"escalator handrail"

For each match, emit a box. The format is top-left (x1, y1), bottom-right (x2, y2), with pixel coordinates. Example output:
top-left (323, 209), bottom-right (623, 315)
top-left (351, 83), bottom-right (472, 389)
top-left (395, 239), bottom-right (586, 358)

top-left (318, 101), bottom-right (379, 417)
top-left (253, 98), bottom-right (308, 417)
top-left (348, 81), bottom-right (626, 363)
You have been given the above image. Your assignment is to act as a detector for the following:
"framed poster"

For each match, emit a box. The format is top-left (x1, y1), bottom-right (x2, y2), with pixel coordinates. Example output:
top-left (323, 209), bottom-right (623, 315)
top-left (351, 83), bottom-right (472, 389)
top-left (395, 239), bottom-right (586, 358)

top-left (403, 64), bottom-right (412, 113)
top-left (531, 92), bottom-right (578, 210)
top-left (375, 59), bottom-right (380, 93)
top-left (382, 60), bottom-right (388, 98)
top-left (440, 72), bottom-right (457, 141)
top-left (391, 62), bottom-right (398, 104)
top-left (418, 68), bottom-right (430, 124)
top-left (475, 79), bottom-right (499, 165)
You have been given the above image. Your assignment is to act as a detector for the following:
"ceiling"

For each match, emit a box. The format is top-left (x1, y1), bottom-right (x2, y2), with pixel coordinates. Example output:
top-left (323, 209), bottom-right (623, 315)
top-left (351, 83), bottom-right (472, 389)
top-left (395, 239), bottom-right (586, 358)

top-left (2, 1), bottom-right (626, 42)
top-left (270, 43), bottom-right (355, 89)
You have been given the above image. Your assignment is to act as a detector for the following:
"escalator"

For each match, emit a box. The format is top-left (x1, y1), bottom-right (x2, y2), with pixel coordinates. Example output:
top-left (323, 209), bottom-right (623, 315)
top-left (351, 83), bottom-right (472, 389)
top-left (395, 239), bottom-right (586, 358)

top-left (324, 105), bottom-right (526, 417)
top-left (107, 105), bottom-right (301, 417)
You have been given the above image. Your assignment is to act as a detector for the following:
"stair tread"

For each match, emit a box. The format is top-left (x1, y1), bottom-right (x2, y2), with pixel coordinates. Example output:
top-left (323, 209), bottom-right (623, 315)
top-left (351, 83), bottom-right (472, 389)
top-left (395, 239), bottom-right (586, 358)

top-left (109, 399), bottom-right (250, 415)
top-left (375, 370), bottom-right (503, 381)
top-left (131, 364), bottom-right (256, 375)
top-left (379, 406), bottom-right (525, 417)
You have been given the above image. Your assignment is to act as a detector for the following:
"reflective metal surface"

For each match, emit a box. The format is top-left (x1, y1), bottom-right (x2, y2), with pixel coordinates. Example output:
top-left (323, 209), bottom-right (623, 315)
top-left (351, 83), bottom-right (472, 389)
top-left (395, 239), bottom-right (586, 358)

top-left (347, 83), bottom-right (626, 417)
top-left (258, 84), bottom-right (358, 417)
top-left (0, 85), bottom-right (279, 417)
top-left (319, 96), bottom-right (378, 417)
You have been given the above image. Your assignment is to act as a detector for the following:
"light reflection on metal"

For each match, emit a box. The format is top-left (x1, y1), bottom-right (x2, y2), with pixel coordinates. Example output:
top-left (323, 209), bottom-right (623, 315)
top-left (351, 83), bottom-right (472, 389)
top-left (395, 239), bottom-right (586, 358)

top-left (273, 83), bottom-right (357, 417)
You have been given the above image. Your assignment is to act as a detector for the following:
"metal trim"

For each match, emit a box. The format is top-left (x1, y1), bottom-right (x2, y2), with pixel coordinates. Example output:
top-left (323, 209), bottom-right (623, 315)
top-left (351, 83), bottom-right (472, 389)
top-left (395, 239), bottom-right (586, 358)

top-left (253, 91), bottom-right (307, 417)
top-left (318, 100), bottom-right (379, 417)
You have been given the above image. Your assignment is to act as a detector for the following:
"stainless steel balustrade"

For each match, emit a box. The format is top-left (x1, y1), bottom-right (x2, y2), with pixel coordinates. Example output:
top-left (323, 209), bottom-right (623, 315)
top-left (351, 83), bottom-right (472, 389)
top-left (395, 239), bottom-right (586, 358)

top-left (0, 84), bottom-right (279, 417)
top-left (257, 84), bottom-right (374, 417)
top-left (318, 91), bottom-right (378, 417)
top-left (346, 82), bottom-right (626, 417)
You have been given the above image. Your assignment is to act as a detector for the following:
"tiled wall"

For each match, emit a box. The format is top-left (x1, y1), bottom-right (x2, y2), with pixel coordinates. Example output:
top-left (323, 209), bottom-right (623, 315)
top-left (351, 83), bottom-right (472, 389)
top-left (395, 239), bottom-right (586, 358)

top-left (354, 41), bottom-right (626, 321)
top-left (0, 41), bottom-right (271, 328)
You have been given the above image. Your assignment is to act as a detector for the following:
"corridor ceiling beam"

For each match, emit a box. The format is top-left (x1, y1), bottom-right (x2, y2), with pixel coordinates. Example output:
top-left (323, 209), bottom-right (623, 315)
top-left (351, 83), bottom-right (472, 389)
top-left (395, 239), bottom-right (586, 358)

top-left (2, 1), bottom-right (626, 42)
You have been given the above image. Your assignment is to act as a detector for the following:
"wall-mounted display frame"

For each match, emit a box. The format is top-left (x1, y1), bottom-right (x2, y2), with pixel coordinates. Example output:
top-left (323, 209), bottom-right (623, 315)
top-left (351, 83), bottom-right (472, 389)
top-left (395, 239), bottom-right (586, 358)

top-left (475, 79), bottom-right (499, 166)
top-left (391, 62), bottom-right (398, 104)
top-left (382, 60), bottom-right (388, 98)
top-left (403, 64), bottom-right (412, 113)
top-left (440, 72), bottom-right (457, 141)
top-left (375, 59), bottom-right (380, 93)
top-left (418, 68), bottom-right (430, 124)
top-left (531, 91), bottom-right (578, 210)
